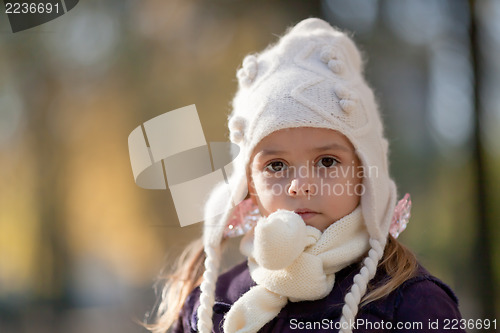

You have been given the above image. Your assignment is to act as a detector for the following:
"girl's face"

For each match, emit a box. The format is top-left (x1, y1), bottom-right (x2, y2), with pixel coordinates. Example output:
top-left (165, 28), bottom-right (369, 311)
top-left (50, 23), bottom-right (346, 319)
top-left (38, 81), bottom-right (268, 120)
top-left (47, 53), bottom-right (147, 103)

top-left (247, 127), bottom-right (363, 231)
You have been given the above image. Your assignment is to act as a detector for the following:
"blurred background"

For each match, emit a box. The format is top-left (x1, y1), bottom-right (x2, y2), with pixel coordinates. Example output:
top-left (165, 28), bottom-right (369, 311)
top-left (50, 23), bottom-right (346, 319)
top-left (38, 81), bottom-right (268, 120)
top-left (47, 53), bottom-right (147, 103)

top-left (0, 0), bottom-right (499, 332)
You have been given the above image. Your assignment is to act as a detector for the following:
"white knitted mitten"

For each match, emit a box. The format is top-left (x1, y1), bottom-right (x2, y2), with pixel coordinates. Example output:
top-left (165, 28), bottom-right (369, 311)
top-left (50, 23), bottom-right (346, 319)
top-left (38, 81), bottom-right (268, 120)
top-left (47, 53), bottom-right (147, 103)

top-left (253, 210), bottom-right (319, 270)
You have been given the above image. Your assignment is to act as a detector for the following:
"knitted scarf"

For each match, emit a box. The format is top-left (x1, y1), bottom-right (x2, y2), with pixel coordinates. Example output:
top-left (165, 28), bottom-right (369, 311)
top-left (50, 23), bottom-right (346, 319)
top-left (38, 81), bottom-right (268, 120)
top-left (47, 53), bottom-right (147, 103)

top-left (223, 206), bottom-right (370, 333)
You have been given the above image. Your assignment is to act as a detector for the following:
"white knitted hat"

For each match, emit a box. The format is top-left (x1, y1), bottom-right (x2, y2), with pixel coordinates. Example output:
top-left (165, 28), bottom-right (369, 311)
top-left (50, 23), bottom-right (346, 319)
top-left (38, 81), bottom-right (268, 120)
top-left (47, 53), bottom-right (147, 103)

top-left (198, 18), bottom-right (398, 333)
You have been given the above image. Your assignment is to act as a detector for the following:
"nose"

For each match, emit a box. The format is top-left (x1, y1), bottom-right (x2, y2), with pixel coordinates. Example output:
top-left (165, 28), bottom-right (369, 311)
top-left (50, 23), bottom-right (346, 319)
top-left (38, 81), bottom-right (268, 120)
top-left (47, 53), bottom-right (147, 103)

top-left (287, 178), bottom-right (317, 197)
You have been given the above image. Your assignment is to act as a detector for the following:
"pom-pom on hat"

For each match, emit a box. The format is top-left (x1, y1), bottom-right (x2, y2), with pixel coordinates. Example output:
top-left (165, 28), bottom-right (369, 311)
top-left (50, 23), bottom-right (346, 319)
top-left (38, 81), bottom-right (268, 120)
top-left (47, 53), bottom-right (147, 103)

top-left (198, 18), bottom-right (397, 333)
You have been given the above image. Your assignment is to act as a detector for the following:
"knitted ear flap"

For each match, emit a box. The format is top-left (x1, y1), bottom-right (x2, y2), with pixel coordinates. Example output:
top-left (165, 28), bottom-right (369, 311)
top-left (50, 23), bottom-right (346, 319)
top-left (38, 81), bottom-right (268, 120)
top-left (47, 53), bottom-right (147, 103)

top-left (198, 165), bottom-right (249, 333)
top-left (197, 180), bottom-right (232, 333)
top-left (336, 146), bottom-right (397, 332)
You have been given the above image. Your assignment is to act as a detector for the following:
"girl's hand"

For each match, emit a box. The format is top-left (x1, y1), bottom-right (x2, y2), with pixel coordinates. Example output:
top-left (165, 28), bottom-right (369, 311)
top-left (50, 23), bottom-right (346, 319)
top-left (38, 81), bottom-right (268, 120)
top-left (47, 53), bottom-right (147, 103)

top-left (254, 210), bottom-right (318, 270)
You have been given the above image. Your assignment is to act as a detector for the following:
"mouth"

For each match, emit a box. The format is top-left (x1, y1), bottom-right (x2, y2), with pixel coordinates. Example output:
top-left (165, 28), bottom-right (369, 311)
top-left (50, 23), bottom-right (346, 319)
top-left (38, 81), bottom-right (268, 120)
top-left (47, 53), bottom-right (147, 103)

top-left (294, 209), bottom-right (319, 221)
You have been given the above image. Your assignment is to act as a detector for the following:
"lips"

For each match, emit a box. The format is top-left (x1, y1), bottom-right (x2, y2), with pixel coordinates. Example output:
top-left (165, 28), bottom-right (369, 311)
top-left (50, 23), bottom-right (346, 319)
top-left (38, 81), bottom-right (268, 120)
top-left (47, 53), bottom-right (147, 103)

top-left (294, 209), bottom-right (319, 221)
top-left (294, 208), bottom-right (318, 214)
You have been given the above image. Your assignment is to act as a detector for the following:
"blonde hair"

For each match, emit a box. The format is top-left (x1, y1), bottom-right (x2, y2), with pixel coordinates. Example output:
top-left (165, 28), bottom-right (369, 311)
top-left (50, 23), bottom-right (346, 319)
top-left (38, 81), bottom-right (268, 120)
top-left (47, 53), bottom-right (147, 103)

top-left (145, 234), bottom-right (417, 332)
top-left (144, 238), bottom-right (206, 333)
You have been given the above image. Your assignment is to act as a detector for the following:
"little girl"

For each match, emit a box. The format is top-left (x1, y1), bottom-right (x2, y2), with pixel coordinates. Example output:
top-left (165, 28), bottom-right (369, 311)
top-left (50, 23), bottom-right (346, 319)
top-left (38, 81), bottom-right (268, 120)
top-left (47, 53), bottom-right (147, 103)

top-left (148, 18), bottom-right (465, 333)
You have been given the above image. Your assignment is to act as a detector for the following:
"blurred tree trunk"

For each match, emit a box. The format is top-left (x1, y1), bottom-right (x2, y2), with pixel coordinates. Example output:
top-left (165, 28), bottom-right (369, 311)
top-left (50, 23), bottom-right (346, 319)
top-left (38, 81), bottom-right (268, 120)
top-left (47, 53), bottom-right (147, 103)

top-left (468, 0), bottom-right (497, 323)
top-left (22, 54), bottom-right (69, 310)
top-left (282, 0), bottom-right (321, 18)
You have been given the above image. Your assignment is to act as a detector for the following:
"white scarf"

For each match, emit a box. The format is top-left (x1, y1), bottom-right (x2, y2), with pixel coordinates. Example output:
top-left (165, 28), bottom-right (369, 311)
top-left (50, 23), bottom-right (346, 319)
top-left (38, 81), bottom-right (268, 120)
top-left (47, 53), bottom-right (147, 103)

top-left (223, 206), bottom-right (369, 333)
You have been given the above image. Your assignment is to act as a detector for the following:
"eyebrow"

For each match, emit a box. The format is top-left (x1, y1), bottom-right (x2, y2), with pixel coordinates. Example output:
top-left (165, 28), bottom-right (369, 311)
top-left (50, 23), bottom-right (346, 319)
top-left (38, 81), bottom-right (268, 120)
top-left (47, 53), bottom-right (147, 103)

top-left (258, 143), bottom-right (352, 157)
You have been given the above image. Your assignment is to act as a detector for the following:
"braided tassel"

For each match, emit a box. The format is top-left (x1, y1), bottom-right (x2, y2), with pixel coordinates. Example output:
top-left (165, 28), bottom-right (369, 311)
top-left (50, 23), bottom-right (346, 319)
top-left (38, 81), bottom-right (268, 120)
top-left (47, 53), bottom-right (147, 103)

top-left (197, 245), bottom-right (221, 333)
top-left (338, 238), bottom-right (384, 333)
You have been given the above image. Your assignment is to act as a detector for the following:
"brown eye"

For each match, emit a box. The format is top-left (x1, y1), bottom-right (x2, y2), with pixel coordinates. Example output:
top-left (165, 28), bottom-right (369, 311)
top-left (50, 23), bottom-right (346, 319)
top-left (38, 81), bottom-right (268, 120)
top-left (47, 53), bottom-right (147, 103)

top-left (265, 161), bottom-right (287, 172)
top-left (317, 157), bottom-right (338, 168)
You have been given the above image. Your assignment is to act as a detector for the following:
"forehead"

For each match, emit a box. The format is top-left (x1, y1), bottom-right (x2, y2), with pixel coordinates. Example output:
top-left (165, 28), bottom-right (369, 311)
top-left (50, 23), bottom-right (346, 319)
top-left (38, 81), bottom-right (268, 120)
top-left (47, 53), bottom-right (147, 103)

top-left (252, 127), bottom-right (354, 157)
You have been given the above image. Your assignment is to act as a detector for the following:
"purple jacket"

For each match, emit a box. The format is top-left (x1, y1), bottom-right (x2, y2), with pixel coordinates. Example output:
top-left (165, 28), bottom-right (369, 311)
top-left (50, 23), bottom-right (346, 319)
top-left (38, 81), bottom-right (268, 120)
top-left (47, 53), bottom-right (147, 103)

top-left (173, 260), bottom-right (465, 332)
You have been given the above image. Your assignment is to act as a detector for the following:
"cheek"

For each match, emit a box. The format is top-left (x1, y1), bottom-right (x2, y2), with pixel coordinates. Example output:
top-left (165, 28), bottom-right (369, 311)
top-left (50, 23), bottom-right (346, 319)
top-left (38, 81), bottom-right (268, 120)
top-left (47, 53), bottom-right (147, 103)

top-left (320, 167), bottom-right (348, 185)
top-left (253, 174), bottom-right (273, 190)
top-left (252, 173), bottom-right (288, 197)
